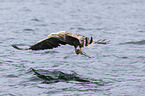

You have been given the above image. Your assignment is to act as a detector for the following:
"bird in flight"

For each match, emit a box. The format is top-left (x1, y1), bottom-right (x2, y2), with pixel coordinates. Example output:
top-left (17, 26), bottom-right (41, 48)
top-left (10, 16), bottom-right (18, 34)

top-left (12, 31), bottom-right (109, 55)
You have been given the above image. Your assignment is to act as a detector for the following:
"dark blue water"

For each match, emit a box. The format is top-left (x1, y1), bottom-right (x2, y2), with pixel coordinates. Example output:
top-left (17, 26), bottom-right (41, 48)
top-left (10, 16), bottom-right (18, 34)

top-left (1, 0), bottom-right (145, 95)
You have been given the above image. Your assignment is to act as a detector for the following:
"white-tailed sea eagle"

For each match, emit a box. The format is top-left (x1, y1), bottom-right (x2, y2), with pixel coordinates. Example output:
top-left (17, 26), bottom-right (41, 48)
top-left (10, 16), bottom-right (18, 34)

top-left (12, 31), bottom-right (109, 55)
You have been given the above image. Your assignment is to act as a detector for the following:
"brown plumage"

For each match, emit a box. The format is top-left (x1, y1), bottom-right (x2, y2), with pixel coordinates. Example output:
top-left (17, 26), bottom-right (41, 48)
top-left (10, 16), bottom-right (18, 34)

top-left (12, 31), bottom-right (109, 55)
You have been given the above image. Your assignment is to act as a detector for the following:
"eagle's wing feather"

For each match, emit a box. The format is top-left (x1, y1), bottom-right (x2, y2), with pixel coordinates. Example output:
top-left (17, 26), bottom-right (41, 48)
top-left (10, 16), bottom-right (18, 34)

top-left (30, 37), bottom-right (66, 50)
top-left (65, 35), bottom-right (80, 47)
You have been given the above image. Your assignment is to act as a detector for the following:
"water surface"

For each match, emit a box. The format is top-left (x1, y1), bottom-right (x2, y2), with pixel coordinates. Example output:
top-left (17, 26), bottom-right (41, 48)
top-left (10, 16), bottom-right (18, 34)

top-left (1, 0), bottom-right (145, 96)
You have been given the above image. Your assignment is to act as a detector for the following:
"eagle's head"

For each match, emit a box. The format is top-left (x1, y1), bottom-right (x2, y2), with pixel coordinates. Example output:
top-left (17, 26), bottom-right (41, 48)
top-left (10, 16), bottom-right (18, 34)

top-left (48, 33), bottom-right (58, 38)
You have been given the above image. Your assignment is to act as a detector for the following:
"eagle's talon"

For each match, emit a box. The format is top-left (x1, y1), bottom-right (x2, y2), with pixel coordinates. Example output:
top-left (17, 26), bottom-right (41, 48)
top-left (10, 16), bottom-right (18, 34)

top-left (75, 49), bottom-right (80, 55)
top-left (79, 48), bottom-right (83, 55)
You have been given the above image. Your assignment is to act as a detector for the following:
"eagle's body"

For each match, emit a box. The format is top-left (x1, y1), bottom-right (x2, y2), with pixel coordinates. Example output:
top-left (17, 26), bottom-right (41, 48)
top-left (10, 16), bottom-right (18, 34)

top-left (12, 31), bottom-right (108, 55)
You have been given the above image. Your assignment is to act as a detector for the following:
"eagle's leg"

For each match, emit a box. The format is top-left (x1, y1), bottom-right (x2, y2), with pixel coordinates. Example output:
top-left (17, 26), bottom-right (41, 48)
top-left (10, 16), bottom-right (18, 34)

top-left (75, 47), bottom-right (80, 55)
top-left (79, 48), bottom-right (83, 55)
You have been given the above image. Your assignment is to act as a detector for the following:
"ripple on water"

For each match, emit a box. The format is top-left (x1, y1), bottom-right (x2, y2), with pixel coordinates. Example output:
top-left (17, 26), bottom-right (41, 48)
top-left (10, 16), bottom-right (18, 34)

top-left (70, 27), bottom-right (94, 31)
top-left (120, 40), bottom-right (145, 45)
top-left (29, 68), bottom-right (106, 86)
top-left (31, 18), bottom-right (41, 22)
top-left (23, 29), bottom-right (35, 32)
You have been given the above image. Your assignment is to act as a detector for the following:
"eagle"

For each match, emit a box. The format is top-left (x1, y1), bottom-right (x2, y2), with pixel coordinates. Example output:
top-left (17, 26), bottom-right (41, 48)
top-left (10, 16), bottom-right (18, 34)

top-left (12, 31), bottom-right (109, 55)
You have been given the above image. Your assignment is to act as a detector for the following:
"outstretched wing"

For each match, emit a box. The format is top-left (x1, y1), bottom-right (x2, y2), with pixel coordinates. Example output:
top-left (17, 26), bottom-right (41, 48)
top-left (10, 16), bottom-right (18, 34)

top-left (30, 37), bottom-right (66, 50)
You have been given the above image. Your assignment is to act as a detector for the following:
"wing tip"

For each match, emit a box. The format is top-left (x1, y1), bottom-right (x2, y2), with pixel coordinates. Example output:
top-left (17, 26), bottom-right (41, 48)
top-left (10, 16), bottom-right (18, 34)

top-left (12, 44), bottom-right (20, 49)
top-left (12, 44), bottom-right (30, 50)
